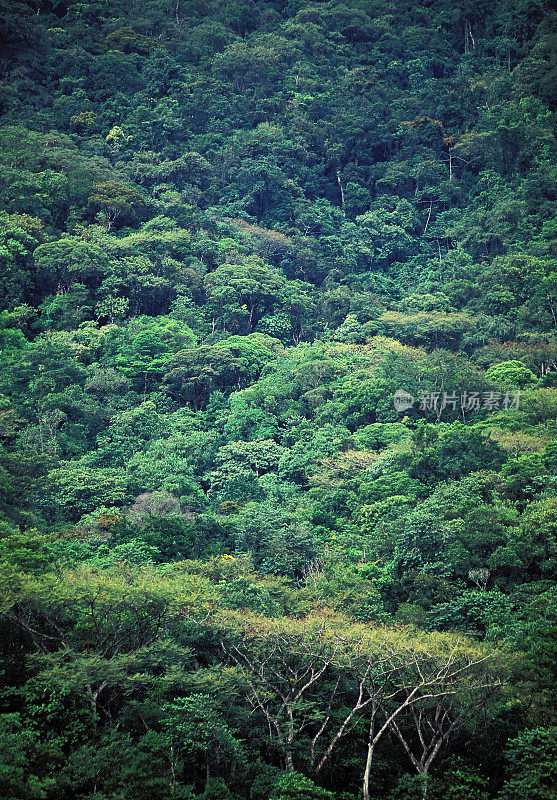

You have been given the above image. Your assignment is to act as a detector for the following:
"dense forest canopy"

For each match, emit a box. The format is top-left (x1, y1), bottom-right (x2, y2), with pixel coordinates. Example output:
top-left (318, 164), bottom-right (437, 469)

top-left (0, 0), bottom-right (556, 798)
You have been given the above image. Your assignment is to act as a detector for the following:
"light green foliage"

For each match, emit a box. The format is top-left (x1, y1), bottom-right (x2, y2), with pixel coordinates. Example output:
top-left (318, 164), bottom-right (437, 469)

top-left (95, 295), bottom-right (130, 323)
top-left (49, 462), bottom-right (129, 517)
top-left (269, 771), bottom-right (335, 800)
top-left (485, 360), bottom-right (538, 387)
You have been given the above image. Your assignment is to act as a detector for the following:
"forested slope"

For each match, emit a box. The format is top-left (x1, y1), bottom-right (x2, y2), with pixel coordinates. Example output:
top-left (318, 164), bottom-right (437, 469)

top-left (0, 0), bottom-right (556, 798)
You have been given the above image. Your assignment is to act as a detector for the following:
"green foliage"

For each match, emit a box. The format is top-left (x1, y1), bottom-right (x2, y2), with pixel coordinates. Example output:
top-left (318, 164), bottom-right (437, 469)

top-left (34, 238), bottom-right (109, 294)
top-left (485, 360), bottom-right (538, 387)
top-left (162, 694), bottom-right (245, 773)
top-left (269, 771), bottom-right (335, 800)
top-left (0, 713), bottom-right (56, 800)
top-left (0, 0), bottom-right (555, 798)
top-left (88, 180), bottom-right (147, 231)
top-left (498, 728), bottom-right (557, 800)
top-left (0, 213), bottom-right (45, 309)
top-left (409, 425), bottom-right (506, 484)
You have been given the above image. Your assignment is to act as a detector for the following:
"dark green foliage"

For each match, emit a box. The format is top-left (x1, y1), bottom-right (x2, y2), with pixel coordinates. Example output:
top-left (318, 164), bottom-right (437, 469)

top-left (498, 728), bottom-right (557, 800)
top-left (0, 0), bottom-right (555, 798)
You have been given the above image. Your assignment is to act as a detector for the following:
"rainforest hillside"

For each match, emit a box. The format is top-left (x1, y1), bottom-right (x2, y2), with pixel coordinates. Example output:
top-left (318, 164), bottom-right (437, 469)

top-left (0, 0), bottom-right (556, 798)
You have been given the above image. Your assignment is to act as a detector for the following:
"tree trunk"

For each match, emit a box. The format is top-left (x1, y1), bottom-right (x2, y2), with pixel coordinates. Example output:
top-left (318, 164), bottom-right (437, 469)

top-left (336, 167), bottom-right (345, 213)
top-left (423, 201), bottom-right (433, 235)
top-left (85, 679), bottom-right (107, 730)
top-left (362, 716), bottom-right (375, 800)
top-left (420, 772), bottom-right (429, 800)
